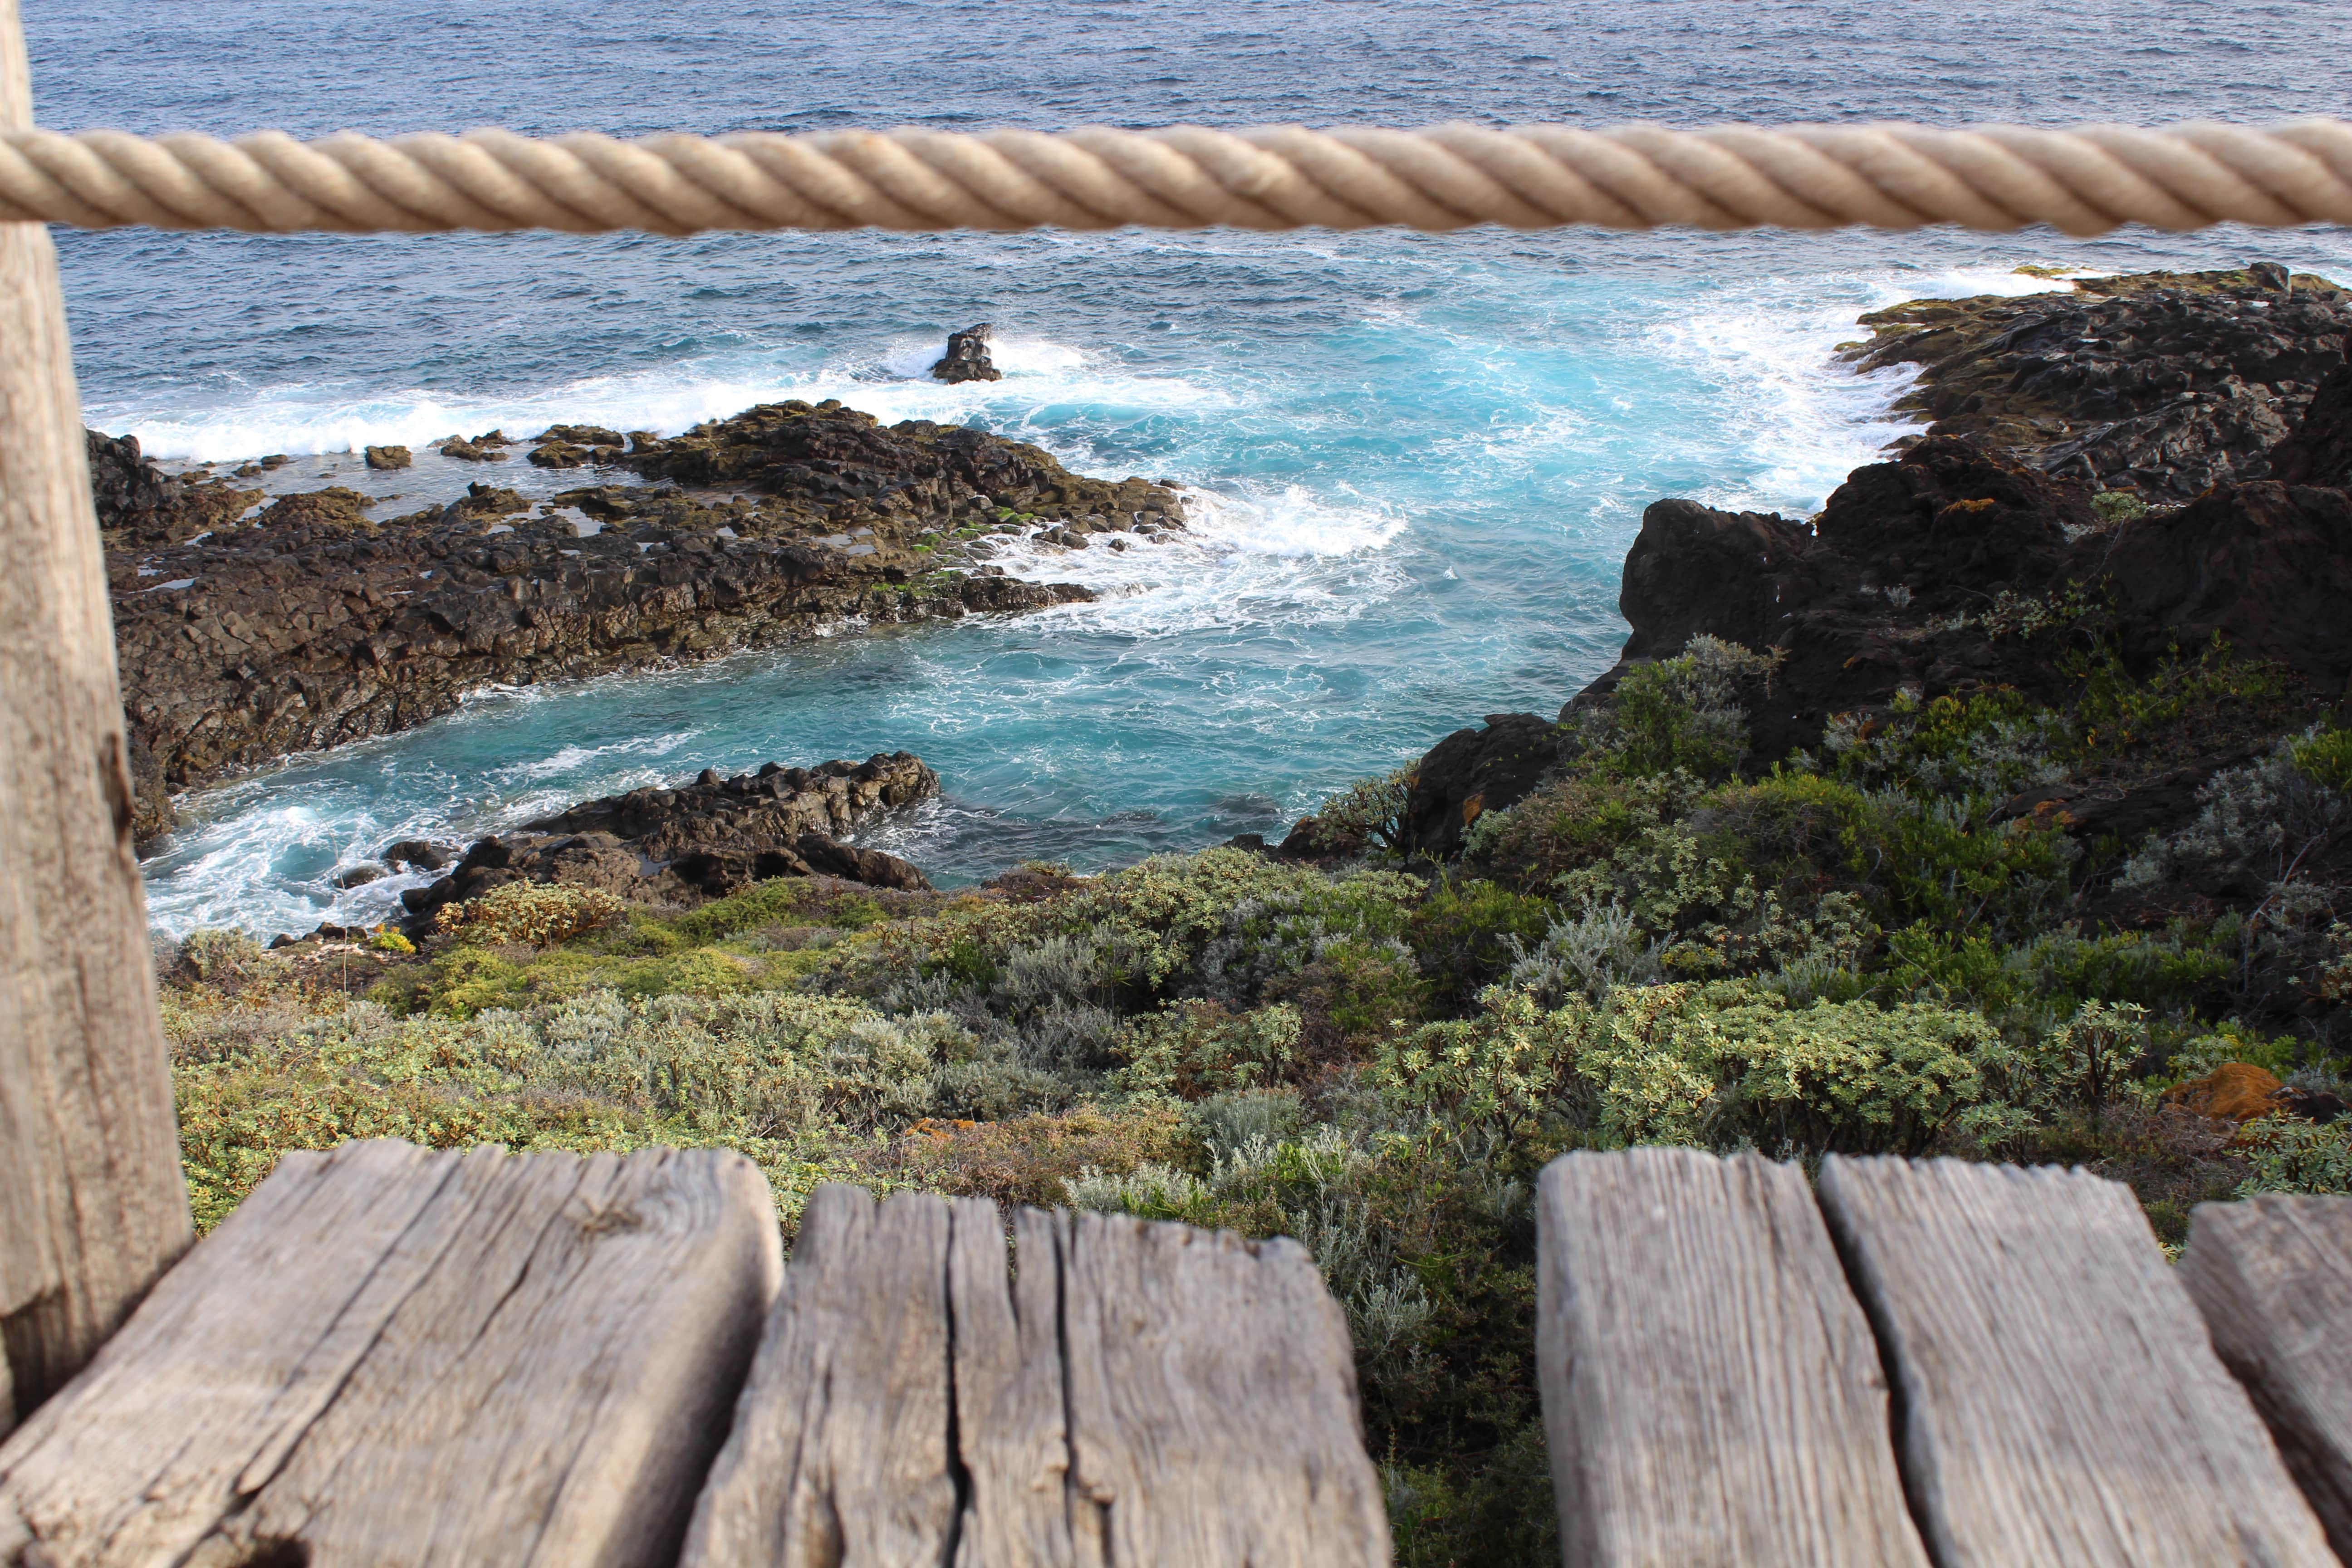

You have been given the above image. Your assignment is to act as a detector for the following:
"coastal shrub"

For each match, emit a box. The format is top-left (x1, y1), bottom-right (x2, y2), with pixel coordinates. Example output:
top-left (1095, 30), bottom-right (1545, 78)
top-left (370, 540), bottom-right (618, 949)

top-left (1109, 1000), bottom-right (1305, 1101)
top-left (2091, 490), bottom-right (2149, 524)
top-left (1052, 848), bottom-right (1339, 994)
top-left (2292, 724), bottom-right (2352, 794)
top-left (1064, 1161), bottom-right (1211, 1219)
top-left (1877, 923), bottom-right (2227, 1023)
top-left (1467, 768), bottom-right (1706, 893)
top-left (180, 928), bottom-right (264, 982)
top-left (1504, 902), bottom-right (1660, 1004)
top-left (369, 930), bottom-right (416, 955)
top-left (2065, 638), bottom-right (2296, 766)
top-left (166, 991), bottom-right (898, 1232)
top-left (1408, 881), bottom-right (1558, 1008)
top-left (2239, 1119), bottom-right (2352, 1197)
top-left (433, 880), bottom-right (627, 946)
top-left (2118, 735), bottom-right (2352, 892)
top-left (2022, 1000), bottom-right (2154, 1119)
top-left (1315, 763), bottom-right (1417, 854)
top-left (1191, 1086), bottom-right (1305, 1157)
top-left (1600, 636), bottom-right (1781, 779)
top-left (862, 1104), bottom-right (1190, 1210)
top-left (1818, 688), bottom-right (2069, 800)
top-left (1377, 980), bottom-right (2003, 1154)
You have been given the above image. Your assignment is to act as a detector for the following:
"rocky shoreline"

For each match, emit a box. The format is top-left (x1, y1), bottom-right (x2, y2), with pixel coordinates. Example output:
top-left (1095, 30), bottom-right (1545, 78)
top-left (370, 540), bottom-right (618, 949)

top-left (1838, 265), bottom-right (2352, 500)
top-left (102, 398), bottom-right (1191, 840)
top-left (168, 265), bottom-right (2352, 962)
top-left (1376, 263), bottom-right (2352, 1031)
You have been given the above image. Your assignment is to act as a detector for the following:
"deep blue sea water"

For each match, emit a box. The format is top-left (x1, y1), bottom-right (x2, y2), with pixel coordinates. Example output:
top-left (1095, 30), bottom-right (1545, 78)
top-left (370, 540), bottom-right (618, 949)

top-left (23, 0), bottom-right (2352, 936)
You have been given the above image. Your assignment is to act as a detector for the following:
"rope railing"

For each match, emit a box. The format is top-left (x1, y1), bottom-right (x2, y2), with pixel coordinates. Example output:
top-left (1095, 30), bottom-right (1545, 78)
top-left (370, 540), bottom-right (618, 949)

top-left (3, 118), bottom-right (2349, 237)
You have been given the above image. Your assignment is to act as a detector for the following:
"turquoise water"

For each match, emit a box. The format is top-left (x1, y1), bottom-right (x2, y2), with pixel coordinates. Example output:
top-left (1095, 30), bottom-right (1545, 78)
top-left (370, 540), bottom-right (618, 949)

top-left (23, 0), bottom-right (2352, 935)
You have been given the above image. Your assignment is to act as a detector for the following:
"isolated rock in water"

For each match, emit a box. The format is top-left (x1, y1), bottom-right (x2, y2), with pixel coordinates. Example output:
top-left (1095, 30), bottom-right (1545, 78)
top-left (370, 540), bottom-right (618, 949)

top-left (396, 753), bottom-right (940, 922)
top-left (1403, 713), bottom-right (1564, 858)
top-left (382, 839), bottom-right (454, 872)
top-left (931, 323), bottom-right (1003, 384)
top-left (1840, 267), bottom-right (2352, 500)
top-left (363, 444), bottom-right (412, 470)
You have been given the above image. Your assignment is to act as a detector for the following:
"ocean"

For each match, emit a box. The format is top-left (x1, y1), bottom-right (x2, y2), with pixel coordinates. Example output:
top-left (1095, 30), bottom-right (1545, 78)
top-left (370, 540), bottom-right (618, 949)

top-left (23, 0), bottom-right (2352, 936)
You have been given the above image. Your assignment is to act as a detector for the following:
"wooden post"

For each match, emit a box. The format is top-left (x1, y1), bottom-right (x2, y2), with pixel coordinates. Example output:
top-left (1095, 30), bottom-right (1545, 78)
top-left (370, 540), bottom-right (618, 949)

top-left (0, 0), bottom-right (192, 1431)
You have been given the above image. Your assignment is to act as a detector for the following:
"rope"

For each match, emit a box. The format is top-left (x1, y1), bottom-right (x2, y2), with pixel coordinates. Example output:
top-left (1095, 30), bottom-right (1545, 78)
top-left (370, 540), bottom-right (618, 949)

top-left (1, 119), bottom-right (2348, 236)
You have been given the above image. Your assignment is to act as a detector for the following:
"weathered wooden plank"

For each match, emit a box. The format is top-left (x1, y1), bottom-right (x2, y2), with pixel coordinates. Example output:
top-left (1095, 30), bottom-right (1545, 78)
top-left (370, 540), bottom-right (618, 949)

top-left (0, 1139), bottom-right (781, 1567)
top-left (682, 1184), bottom-right (960, 1568)
top-left (683, 1185), bottom-right (1390, 1568)
top-left (949, 1200), bottom-right (1074, 1568)
top-left (2181, 1193), bottom-right (2352, 1559)
top-left (1054, 1206), bottom-right (1390, 1568)
top-left (1818, 1155), bottom-right (2335, 1567)
top-left (1534, 1147), bottom-right (1927, 1568)
top-left (0, 0), bottom-right (192, 1431)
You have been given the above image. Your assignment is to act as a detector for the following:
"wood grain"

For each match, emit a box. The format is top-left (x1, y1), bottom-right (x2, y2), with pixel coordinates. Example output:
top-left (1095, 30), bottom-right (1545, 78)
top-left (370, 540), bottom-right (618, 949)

top-left (0, 0), bottom-right (192, 1430)
top-left (2181, 1193), bottom-right (2352, 1559)
top-left (1534, 1147), bottom-right (1927, 1568)
top-left (0, 1139), bottom-right (781, 1567)
top-left (1818, 1155), bottom-right (2335, 1568)
top-left (949, 1200), bottom-right (1074, 1568)
top-left (684, 1186), bottom-right (1391, 1568)
top-left (1055, 1207), bottom-right (1390, 1568)
top-left (681, 1184), bottom-right (960, 1568)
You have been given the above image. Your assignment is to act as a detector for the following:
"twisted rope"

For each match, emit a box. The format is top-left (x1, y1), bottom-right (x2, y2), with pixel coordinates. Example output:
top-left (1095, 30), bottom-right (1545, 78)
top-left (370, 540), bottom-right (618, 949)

top-left (2, 119), bottom-right (2348, 236)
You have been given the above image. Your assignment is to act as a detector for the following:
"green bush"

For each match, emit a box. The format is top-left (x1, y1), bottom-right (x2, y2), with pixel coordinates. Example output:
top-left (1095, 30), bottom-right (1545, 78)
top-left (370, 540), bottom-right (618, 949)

top-left (434, 881), bottom-right (626, 946)
top-left (1111, 1000), bottom-right (1304, 1100)
top-left (1379, 980), bottom-right (2005, 1154)
top-left (2091, 490), bottom-right (2148, 524)
top-left (1602, 635), bottom-right (1780, 779)
top-left (181, 928), bottom-right (264, 982)
top-left (1409, 881), bottom-right (1558, 1007)
top-left (1316, 764), bottom-right (1417, 854)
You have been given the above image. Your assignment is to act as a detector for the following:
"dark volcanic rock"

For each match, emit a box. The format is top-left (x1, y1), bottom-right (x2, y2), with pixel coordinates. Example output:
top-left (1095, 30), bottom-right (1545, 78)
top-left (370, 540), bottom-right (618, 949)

top-left (85, 429), bottom-right (258, 547)
top-left (108, 399), bottom-right (1143, 825)
top-left (2271, 348), bottom-right (2352, 488)
top-left (400, 752), bottom-right (939, 923)
top-left (363, 445), bottom-right (412, 471)
top-left (1841, 267), bottom-right (2352, 500)
top-left (1580, 430), bottom-right (2352, 763)
top-left (1403, 713), bottom-right (1564, 858)
top-left (931, 323), bottom-right (1003, 384)
top-left (617, 399), bottom-right (1185, 534)
top-left (1583, 438), bottom-right (2094, 762)
top-left (2093, 480), bottom-right (2352, 693)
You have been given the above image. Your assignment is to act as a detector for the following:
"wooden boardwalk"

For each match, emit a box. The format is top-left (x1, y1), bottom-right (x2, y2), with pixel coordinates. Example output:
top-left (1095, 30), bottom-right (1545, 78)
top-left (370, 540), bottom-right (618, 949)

top-left (0, 1143), bottom-right (1389, 1567)
top-left (1539, 1148), bottom-right (2351, 1568)
top-left (10, 1139), bottom-right (2352, 1564)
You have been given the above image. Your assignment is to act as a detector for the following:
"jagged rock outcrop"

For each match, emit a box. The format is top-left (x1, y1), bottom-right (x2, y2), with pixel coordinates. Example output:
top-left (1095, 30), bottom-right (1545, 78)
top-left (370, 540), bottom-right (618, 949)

top-left (2271, 348), bottom-right (2352, 487)
top-left (931, 323), bottom-right (1002, 384)
top-left (1401, 714), bottom-right (1564, 858)
top-left (85, 429), bottom-right (258, 547)
top-left (1581, 426), bottom-right (2352, 767)
top-left (104, 397), bottom-right (1178, 838)
top-left (396, 753), bottom-right (939, 926)
top-left (1842, 266), bottom-right (2352, 500)
top-left (615, 399), bottom-right (1183, 533)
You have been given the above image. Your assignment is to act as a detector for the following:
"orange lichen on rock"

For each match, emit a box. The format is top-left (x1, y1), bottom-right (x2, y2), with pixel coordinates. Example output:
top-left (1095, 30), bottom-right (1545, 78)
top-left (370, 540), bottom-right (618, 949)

top-left (2163, 1062), bottom-right (2287, 1123)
